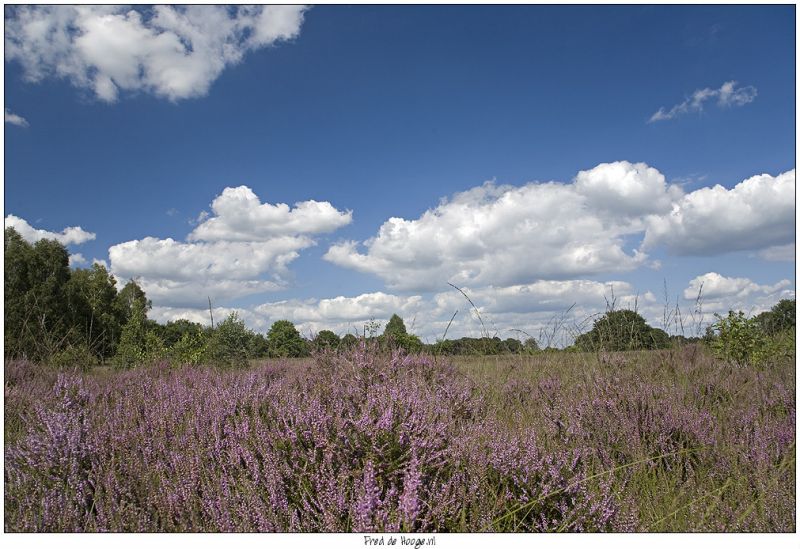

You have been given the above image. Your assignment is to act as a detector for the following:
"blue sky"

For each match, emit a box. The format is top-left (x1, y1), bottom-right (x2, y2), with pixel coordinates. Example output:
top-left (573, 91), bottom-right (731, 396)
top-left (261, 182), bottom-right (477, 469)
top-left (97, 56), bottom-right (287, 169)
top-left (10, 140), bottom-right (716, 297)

top-left (4, 5), bottom-right (796, 342)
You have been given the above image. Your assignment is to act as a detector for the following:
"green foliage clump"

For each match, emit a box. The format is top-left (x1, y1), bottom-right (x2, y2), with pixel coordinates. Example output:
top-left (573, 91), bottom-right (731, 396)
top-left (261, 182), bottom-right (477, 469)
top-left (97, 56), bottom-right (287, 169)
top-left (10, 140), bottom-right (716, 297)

top-left (433, 336), bottom-right (525, 356)
top-left (391, 332), bottom-right (423, 353)
top-left (383, 314), bottom-right (407, 338)
top-left (267, 320), bottom-right (309, 358)
top-left (5, 227), bottom-right (159, 366)
top-left (379, 314), bottom-right (424, 353)
top-left (159, 319), bottom-right (206, 348)
top-left (709, 311), bottom-right (762, 367)
top-left (709, 302), bottom-right (796, 368)
top-left (503, 338), bottom-right (523, 353)
top-left (169, 331), bottom-right (209, 367)
top-left (522, 337), bottom-right (539, 353)
top-left (5, 228), bottom-right (72, 361)
top-left (114, 280), bottom-right (151, 326)
top-left (248, 332), bottom-right (270, 359)
top-left (312, 330), bottom-right (341, 351)
top-left (65, 263), bottom-right (125, 359)
top-left (113, 299), bottom-right (165, 368)
top-left (753, 328), bottom-right (795, 367)
top-left (340, 333), bottom-right (359, 349)
top-left (754, 298), bottom-right (796, 335)
top-left (574, 310), bottom-right (670, 352)
top-left (203, 313), bottom-right (253, 368)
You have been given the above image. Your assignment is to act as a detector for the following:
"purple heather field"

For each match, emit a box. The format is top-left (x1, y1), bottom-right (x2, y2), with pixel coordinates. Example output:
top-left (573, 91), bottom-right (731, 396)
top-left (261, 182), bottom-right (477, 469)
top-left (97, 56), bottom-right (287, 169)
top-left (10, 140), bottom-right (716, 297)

top-left (4, 343), bottom-right (795, 533)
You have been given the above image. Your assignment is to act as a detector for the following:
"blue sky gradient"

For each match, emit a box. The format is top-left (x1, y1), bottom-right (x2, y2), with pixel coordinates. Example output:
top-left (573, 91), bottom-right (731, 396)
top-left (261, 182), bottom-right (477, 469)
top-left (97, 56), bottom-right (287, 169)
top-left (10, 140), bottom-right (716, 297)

top-left (4, 5), bottom-right (795, 341)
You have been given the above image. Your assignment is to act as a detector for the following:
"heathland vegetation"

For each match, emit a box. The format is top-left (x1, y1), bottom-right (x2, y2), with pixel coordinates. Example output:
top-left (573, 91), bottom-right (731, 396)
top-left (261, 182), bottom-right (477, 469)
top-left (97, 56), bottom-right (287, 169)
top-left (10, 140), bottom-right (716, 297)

top-left (3, 227), bottom-right (796, 532)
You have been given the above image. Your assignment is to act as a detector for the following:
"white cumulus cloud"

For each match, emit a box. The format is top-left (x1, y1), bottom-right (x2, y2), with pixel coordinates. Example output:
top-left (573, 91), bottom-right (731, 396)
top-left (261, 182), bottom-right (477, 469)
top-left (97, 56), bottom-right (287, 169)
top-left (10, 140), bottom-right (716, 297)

top-left (5, 214), bottom-right (96, 245)
top-left (68, 253), bottom-right (87, 267)
top-left (649, 80), bottom-right (757, 122)
top-left (188, 185), bottom-right (352, 242)
top-left (4, 107), bottom-right (29, 127)
top-left (432, 280), bottom-right (642, 316)
top-left (108, 185), bottom-right (351, 308)
top-left (643, 170), bottom-right (795, 256)
top-left (325, 162), bottom-right (793, 293)
top-left (5, 5), bottom-right (308, 102)
top-left (683, 272), bottom-right (794, 316)
top-left (256, 292), bottom-right (424, 324)
top-left (108, 236), bottom-right (307, 306)
top-left (324, 161), bottom-right (683, 292)
top-left (318, 161), bottom-right (683, 290)
top-left (574, 161), bottom-right (683, 217)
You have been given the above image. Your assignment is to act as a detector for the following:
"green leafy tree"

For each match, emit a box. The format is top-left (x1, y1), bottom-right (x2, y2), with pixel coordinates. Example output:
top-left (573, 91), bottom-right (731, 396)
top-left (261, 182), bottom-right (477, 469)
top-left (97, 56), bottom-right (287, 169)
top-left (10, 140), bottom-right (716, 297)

top-left (267, 320), bottom-right (308, 358)
top-left (5, 227), bottom-right (35, 357)
top-left (432, 338), bottom-right (455, 355)
top-left (113, 298), bottom-right (164, 368)
top-left (755, 299), bottom-right (796, 335)
top-left (65, 263), bottom-right (121, 359)
top-left (340, 333), bottom-right (359, 349)
top-left (170, 330), bottom-right (209, 367)
top-left (381, 314), bottom-right (425, 352)
top-left (649, 327), bottom-right (671, 349)
top-left (4, 228), bottom-right (72, 361)
top-left (313, 330), bottom-right (341, 351)
top-left (770, 299), bottom-right (796, 332)
top-left (395, 333), bottom-right (423, 353)
top-left (160, 318), bottom-right (206, 348)
top-left (248, 332), bottom-right (270, 359)
top-left (204, 312), bottom-right (252, 368)
top-left (575, 309), bottom-right (670, 352)
top-left (114, 279), bottom-right (151, 327)
top-left (503, 338), bottom-right (523, 353)
top-left (709, 311), bottom-right (764, 367)
top-left (383, 314), bottom-right (408, 338)
top-left (522, 337), bottom-right (539, 353)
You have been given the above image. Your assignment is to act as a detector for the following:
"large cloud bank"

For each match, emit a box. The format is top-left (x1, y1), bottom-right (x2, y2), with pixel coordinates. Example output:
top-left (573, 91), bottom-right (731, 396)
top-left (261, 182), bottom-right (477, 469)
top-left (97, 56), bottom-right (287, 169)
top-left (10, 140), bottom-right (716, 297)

top-left (325, 162), bottom-right (794, 292)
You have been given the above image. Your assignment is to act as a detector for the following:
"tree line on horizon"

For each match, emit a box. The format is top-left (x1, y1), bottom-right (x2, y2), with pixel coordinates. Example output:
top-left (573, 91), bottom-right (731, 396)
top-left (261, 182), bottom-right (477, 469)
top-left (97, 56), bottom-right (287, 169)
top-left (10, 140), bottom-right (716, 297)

top-left (4, 227), bottom-right (795, 368)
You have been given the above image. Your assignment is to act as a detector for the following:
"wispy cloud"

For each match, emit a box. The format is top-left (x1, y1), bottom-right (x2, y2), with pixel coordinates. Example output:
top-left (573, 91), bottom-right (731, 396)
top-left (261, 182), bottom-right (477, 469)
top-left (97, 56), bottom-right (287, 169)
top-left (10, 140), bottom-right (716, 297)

top-left (4, 107), bottom-right (29, 127)
top-left (649, 81), bottom-right (757, 123)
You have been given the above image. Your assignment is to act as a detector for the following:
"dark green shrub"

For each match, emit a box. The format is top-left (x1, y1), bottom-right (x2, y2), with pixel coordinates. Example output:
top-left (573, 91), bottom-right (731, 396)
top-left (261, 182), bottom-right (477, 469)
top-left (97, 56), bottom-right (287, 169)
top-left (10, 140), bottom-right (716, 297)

top-left (575, 310), bottom-right (670, 352)
top-left (169, 331), bottom-right (209, 367)
top-left (114, 300), bottom-right (165, 368)
top-left (312, 330), bottom-right (341, 351)
top-left (204, 312), bottom-right (252, 368)
top-left (267, 320), bottom-right (308, 358)
top-left (709, 311), bottom-right (764, 367)
top-left (340, 333), bottom-right (359, 349)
